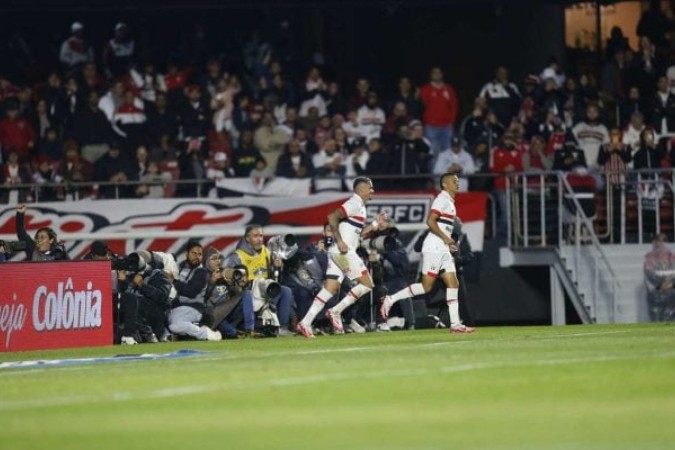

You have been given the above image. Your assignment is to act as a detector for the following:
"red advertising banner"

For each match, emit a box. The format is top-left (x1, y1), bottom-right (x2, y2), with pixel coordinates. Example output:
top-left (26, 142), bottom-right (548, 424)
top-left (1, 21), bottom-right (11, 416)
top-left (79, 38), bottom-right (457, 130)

top-left (0, 261), bottom-right (113, 352)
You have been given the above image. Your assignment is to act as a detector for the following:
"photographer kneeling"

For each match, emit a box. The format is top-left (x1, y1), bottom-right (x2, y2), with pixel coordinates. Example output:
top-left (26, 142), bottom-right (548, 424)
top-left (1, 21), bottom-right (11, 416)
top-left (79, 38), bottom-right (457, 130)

top-left (115, 251), bottom-right (172, 345)
top-left (224, 225), bottom-right (294, 337)
top-left (201, 248), bottom-right (259, 338)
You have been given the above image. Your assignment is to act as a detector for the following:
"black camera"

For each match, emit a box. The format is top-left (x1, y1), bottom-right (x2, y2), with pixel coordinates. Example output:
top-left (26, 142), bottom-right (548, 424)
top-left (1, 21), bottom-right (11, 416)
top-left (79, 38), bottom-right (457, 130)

top-left (362, 228), bottom-right (399, 253)
top-left (111, 253), bottom-right (146, 274)
top-left (323, 236), bottom-right (334, 247)
top-left (0, 240), bottom-right (28, 254)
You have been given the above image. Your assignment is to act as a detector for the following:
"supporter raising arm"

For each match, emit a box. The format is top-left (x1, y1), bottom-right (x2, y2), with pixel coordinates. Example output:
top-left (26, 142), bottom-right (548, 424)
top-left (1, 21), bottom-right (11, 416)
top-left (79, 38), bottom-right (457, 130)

top-left (15, 203), bottom-right (69, 261)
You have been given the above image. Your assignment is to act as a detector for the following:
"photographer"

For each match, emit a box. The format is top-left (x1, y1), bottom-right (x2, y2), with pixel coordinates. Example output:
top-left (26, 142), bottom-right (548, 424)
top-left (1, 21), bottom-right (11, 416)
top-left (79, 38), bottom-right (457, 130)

top-left (362, 223), bottom-right (415, 331)
top-left (281, 222), bottom-right (331, 320)
top-left (0, 241), bottom-right (6, 263)
top-left (201, 248), bottom-right (259, 338)
top-left (116, 251), bottom-right (172, 345)
top-left (15, 204), bottom-right (69, 261)
top-left (168, 240), bottom-right (222, 341)
top-left (224, 225), bottom-right (294, 337)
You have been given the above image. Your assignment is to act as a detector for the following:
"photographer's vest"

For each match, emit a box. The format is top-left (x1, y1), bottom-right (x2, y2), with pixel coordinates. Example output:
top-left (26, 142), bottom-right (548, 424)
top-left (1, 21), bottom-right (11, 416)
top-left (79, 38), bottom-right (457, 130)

top-left (236, 247), bottom-right (271, 280)
top-left (177, 266), bottom-right (207, 309)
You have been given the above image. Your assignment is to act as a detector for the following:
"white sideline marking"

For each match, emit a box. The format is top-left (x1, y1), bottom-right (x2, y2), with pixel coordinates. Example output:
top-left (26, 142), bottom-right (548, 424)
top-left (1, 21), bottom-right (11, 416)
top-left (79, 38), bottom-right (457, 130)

top-left (0, 351), bottom-right (673, 412)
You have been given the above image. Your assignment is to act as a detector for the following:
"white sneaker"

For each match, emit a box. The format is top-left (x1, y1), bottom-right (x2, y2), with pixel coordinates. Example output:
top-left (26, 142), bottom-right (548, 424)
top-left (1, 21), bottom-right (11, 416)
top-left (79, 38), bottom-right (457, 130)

top-left (376, 322), bottom-right (391, 332)
top-left (121, 336), bottom-right (138, 345)
top-left (277, 327), bottom-right (294, 337)
top-left (347, 319), bottom-right (366, 334)
top-left (386, 317), bottom-right (405, 330)
top-left (201, 326), bottom-right (222, 341)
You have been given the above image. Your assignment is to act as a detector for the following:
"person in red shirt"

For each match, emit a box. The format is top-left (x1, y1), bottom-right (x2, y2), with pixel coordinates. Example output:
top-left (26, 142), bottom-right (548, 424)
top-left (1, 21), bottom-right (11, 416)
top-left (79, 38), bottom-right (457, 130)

top-left (0, 101), bottom-right (35, 163)
top-left (490, 133), bottom-right (523, 238)
top-left (420, 67), bottom-right (459, 160)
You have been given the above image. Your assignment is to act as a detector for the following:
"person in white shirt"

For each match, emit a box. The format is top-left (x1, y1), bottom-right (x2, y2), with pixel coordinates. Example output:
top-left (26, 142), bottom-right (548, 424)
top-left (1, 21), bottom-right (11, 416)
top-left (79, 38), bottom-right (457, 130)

top-left (312, 138), bottom-right (346, 192)
top-left (356, 91), bottom-right (386, 143)
top-left (380, 170), bottom-right (474, 334)
top-left (343, 110), bottom-right (367, 145)
top-left (59, 22), bottom-right (94, 71)
top-left (432, 136), bottom-right (475, 191)
top-left (622, 111), bottom-right (647, 155)
top-left (572, 104), bottom-right (610, 170)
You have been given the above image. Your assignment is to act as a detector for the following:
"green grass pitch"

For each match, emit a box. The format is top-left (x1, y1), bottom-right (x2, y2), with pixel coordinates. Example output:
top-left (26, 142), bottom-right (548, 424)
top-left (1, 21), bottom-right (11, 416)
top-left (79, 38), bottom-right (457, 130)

top-left (1, 323), bottom-right (674, 450)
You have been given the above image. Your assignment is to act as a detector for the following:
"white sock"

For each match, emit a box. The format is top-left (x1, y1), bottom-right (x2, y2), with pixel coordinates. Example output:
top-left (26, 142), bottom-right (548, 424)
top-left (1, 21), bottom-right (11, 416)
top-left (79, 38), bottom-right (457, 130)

top-left (390, 283), bottom-right (426, 306)
top-left (447, 288), bottom-right (460, 327)
top-left (301, 288), bottom-right (333, 325)
top-left (332, 284), bottom-right (371, 314)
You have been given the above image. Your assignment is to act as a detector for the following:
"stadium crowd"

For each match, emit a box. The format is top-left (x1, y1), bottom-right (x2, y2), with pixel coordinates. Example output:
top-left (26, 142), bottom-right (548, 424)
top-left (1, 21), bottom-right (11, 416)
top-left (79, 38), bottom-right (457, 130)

top-left (0, 4), bottom-right (674, 205)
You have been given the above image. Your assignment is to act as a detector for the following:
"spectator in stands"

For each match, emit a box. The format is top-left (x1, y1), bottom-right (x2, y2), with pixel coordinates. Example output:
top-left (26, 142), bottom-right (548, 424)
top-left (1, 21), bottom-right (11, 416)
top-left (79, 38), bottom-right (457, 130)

top-left (231, 128), bottom-right (263, 177)
top-left (207, 151), bottom-right (235, 181)
top-left (62, 76), bottom-right (82, 131)
top-left (114, 89), bottom-right (147, 152)
top-left (59, 22), bottom-right (95, 74)
top-left (137, 160), bottom-right (171, 199)
top-left (539, 57), bottom-right (566, 90)
top-left (313, 138), bottom-right (345, 191)
top-left (479, 65), bottom-right (521, 127)
top-left (250, 156), bottom-right (273, 192)
top-left (468, 139), bottom-right (493, 191)
top-left (36, 127), bottom-right (64, 162)
top-left (332, 126), bottom-right (351, 156)
top-left (71, 91), bottom-right (113, 163)
top-left (276, 106), bottom-right (299, 138)
top-left (357, 91), bottom-right (386, 143)
top-left (572, 103), bottom-right (609, 179)
top-left (145, 92), bottom-right (178, 148)
top-left (29, 99), bottom-right (54, 143)
top-left (636, 0), bottom-right (673, 52)
top-left (388, 76), bottom-right (422, 119)
top-left (348, 77), bottom-right (371, 112)
top-left (325, 81), bottom-right (346, 117)
top-left (344, 141), bottom-right (369, 182)
top-left (0, 99), bottom-right (35, 163)
top-left (1, 151), bottom-right (31, 204)
top-left (632, 36), bottom-right (663, 98)
top-left (98, 79), bottom-right (126, 124)
top-left (420, 67), bottom-right (458, 159)
top-left (76, 62), bottom-right (107, 97)
top-left (102, 23), bottom-right (135, 79)
top-left (276, 139), bottom-right (314, 179)
top-left (168, 240), bottom-right (222, 341)
top-left (364, 138), bottom-right (388, 177)
top-left (459, 97), bottom-right (488, 150)
top-left (633, 128), bottom-right (664, 170)
top-left (490, 133), bottom-right (523, 238)
top-left (295, 127), bottom-right (319, 155)
top-left (313, 114), bottom-right (332, 149)
top-left (223, 225), bottom-right (294, 336)
top-left (383, 101), bottom-right (413, 146)
top-left (58, 141), bottom-right (93, 200)
top-left (254, 111), bottom-right (290, 172)
top-left (129, 145), bottom-right (150, 181)
top-left (95, 142), bottom-right (132, 199)
top-left (651, 76), bottom-right (675, 138)
top-left (537, 69), bottom-right (565, 119)
top-left (599, 128), bottom-right (632, 183)
top-left (601, 49), bottom-right (629, 104)
top-left (605, 26), bottom-right (631, 61)
top-left (622, 111), bottom-right (647, 154)
top-left (37, 72), bottom-right (71, 135)
top-left (15, 203), bottom-right (69, 261)
top-left (343, 109), bottom-right (367, 146)
top-left (433, 136), bottom-right (475, 192)
top-left (32, 156), bottom-right (64, 202)
top-left (620, 87), bottom-right (647, 129)
top-left (176, 139), bottom-right (207, 197)
top-left (299, 66), bottom-right (328, 117)
top-left (388, 121), bottom-right (432, 182)
top-left (179, 84), bottom-right (210, 146)
top-left (553, 134), bottom-right (587, 172)
top-left (130, 61), bottom-right (166, 104)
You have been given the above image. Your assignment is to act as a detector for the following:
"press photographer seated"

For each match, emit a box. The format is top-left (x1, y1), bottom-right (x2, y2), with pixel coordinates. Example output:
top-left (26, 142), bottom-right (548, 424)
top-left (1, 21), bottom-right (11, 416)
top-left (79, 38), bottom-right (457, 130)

top-left (14, 203), bottom-right (69, 261)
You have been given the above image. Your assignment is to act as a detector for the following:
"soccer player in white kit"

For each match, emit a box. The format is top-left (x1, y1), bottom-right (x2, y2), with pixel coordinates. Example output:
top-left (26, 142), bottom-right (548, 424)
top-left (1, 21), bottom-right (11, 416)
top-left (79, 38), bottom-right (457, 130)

top-left (380, 171), bottom-right (475, 333)
top-left (296, 177), bottom-right (387, 338)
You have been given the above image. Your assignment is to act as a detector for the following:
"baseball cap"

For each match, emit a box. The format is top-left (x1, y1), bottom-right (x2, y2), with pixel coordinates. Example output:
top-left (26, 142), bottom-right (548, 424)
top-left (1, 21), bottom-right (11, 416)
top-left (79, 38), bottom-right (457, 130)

top-left (451, 136), bottom-right (462, 147)
top-left (214, 152), bottom-right (227, 163)
top-left (115, 22), bottom-right (128, 32)
top-left (71, 22), bottom-right (84, 33)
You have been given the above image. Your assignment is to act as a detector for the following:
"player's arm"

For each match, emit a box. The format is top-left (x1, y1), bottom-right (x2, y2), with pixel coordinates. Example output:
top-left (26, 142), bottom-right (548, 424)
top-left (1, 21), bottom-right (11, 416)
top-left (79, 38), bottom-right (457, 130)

top-left (327, 207), bottom-right (348, 253)
top-left (426, 210), bottom-right (454, 246)
top-left (360, 211), bottom-right (388, 238)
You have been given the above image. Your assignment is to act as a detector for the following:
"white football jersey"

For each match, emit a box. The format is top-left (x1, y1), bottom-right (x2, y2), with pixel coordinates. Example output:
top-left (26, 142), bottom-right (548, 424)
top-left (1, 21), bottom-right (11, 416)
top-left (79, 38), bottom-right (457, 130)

top-left (422, 190), bottom-right (456, 252)
top-left (331, 194), bottom-right (366, 252)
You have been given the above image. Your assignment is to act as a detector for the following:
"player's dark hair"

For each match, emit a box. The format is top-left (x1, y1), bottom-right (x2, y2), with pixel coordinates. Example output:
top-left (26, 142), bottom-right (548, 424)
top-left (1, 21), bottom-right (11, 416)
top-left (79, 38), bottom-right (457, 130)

top-left (439, 170), bottom-right (460, 189)
top-left (353, 177), bottom-right (371, 191)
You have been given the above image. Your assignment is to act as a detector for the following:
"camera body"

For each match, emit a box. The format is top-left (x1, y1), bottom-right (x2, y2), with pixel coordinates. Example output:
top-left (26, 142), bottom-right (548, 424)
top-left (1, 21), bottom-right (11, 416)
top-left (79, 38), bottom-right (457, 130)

top-left (267, 234), bottom-right (299, 260)
top-left (0, 240), bottom-right (28, 254)
top-left (220, 267), bottom-right (248, 287)
top-left (111, 252), bottom-right (147, 275)
top-left (361, 227), bottom-right (400, 253)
